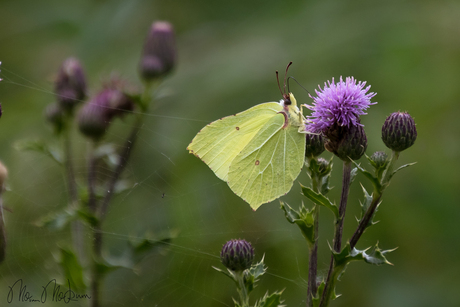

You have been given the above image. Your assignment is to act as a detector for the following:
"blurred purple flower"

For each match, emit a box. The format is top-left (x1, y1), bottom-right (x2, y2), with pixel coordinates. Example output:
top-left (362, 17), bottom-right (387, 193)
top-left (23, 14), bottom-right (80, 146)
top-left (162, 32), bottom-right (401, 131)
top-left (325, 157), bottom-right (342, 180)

top-left (307, 77), bottom-right (376, 133)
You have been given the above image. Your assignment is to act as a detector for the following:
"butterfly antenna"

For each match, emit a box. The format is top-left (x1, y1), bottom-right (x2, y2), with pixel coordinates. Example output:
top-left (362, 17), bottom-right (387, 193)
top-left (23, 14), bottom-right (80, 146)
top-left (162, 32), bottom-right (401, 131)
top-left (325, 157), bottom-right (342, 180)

top-left (275, 70), bottom-right (283, 97)
top-left (288, 76), bottom-right (311, 96)
top-left (283, 62), bottom-right (293, 94)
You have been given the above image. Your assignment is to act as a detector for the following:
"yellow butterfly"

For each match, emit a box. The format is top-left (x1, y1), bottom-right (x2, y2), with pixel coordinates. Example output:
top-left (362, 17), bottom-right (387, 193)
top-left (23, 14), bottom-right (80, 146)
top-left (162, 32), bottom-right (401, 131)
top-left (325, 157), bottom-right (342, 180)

top-left (187, 63), bottom-right (306, 210)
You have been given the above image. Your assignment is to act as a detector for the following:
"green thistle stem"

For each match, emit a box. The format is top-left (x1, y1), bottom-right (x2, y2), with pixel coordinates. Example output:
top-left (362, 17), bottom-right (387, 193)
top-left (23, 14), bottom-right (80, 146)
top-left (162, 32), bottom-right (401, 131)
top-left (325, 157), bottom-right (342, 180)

top-left (306, 159), bottom-right (321, 307)
top-left (319, 160), bottom-right (352, 307)
top-left (235, 271), bottom-right (250, 307)
top-left (62, 117), bottom-right (85, 258)
top-left (349, 150), bottom-right (399, 248)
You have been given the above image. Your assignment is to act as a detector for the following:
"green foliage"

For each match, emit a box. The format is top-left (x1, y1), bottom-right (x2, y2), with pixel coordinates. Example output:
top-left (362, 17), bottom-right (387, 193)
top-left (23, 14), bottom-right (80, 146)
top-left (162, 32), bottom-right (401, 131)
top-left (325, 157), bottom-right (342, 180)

top-left (300, 184), bottom-right (338, 219)
top-left (254, 290), bottom-right (285, 307)
top-left (15, 139), bottom-right (62, 165)
top-left (280, 201), bottom-right (315, 246)
top-left (334, 242), bottom-right (395, 274)
top-left (357, 184), bottom-right (379, 228)
top-left (214, 256), bottom-right (284, 307)
top-left (59, 247), bottom-right (85, 291)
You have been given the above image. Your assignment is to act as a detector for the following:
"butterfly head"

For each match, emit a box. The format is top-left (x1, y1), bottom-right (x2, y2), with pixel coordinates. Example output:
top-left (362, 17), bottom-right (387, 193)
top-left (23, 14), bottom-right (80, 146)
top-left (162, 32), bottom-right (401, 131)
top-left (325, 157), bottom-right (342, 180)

top-left (276, 62), bottom-right (295, 107)
top-left (280, 92), bottom-right (297, 107)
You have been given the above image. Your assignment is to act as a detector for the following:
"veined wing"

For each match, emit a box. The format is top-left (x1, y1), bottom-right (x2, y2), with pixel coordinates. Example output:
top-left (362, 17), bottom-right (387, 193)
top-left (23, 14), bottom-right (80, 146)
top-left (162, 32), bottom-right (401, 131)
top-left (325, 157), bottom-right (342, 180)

top-left (228, 113), bottom-right (306, 210)
top-left (187, 102), bottom-right (283, 181)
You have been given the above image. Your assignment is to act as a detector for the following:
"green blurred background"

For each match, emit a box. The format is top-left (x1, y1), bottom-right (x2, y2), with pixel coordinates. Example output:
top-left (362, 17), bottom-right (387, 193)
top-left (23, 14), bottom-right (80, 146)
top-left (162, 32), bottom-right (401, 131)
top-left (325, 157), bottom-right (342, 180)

top-left (0, 0), bottom-right (459, 306)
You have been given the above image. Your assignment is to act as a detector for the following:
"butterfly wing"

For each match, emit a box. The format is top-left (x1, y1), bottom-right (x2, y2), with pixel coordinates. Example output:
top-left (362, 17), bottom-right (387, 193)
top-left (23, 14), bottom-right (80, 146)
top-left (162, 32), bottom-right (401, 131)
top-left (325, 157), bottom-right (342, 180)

top-left (228, 110), bottom-right (306, 210)
top-left (187, 102), bottom-right (283, 181)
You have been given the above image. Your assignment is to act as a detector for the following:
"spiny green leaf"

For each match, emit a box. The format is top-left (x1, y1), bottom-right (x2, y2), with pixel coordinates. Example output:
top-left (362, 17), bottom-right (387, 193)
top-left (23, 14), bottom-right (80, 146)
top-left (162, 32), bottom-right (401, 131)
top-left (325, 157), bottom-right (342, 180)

top-left (357, 184), bottom-right (379, 228)
top-left (59, 247), bottom-right (86, 291)
top-left (212, 266), bottom-right (235, 280)
top-left (312, 282), bottom-right (339, 307)
top-left (300, 184), bottom-right (338, 218)
top-left (350, 167), bottom-right (358, 183)
top-left (280, 201), bottom-right (315, 246)
top-left (334, 242), bottom-right (395, 269)
top-left (320, 174), bottom-right (333, 195)
top-left (389, 162), bottom-right (417, 181)
top-left (350, 160), bottom-right (381, 190)
top-left (232, 298), bottom-right (243, 307)
top-left (248, 256), bottom-right (267, 280)
top-left (254, 290), bottom-right (285, 307)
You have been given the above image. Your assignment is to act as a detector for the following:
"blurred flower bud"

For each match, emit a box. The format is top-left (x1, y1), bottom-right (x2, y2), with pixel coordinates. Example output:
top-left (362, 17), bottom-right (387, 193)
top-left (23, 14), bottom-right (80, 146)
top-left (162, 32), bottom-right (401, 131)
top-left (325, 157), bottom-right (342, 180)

top-left (78, 92), bottom-right (111, 140)
top-left (55, 57), bottom-right (86, 111)
top-left (335, 124), bottom-right (368, 161)
top-left (369, 151), bottom-right (389, 169)
top-left (220, 239), bottom-right (254, 272)
top-left (140, 21), bottom-right (176, 81)
top-left (382, 112), bottom-right (417, 152)
top-left (305, 131), bottom-right (325, 159)
top-left (105, 89), bottom-right (134, 117)
top-left (44, 103), bottom-right (65, 134)
top-left (78, 88), bottom-right (134, 140)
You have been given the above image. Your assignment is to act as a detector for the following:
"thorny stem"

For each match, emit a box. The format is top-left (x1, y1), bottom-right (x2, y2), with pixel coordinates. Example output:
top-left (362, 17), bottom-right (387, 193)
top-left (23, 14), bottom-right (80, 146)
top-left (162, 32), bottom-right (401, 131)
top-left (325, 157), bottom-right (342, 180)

top-left (235, 271), bottom-right (250, 307)
top-left (334, 161), bottom-right (352, 252)
top-left (306, 160), bottom-right (320, 307)
top-left (349, 150), bottom-right (399, 249)
top-left (319, 161), bottom-right (352, 307)
top-left (349, 193), bottom-right (382, 249)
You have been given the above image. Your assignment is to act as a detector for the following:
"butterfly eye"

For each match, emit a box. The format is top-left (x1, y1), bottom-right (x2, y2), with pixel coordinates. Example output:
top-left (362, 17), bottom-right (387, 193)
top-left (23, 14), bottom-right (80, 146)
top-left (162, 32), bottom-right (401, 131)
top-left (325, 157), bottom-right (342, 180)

top-left (283, 94), bottom-right (291, 106)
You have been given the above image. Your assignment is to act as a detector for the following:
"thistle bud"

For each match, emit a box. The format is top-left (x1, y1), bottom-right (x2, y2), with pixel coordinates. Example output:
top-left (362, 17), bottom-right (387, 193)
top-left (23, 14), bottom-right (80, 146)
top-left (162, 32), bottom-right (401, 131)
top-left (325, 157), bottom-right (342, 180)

top-left (369, 151), bottom-right (388, 169)
top-left (317, 157), bottom-right (332, 177)
top-left (55, 58), bottom-right (86, 111)
top-left (335, 124), bottom-right (368, 161)
top-left (105, 89), bottom-right (134, 118)
top-left (140, 21), bottom-right (176, 81)
top-left (305, 131), bottom-right (325, 159)
top-left (220, 239), bottom-right (254, 272)
top-left (382, 112), bottom-right (417, 152)
top-left (77, 88), bottom-right (134, 140)
top-left (44, 103), bottom-right (65, 134)
top-left (77, 92), bottom-right (111, 140)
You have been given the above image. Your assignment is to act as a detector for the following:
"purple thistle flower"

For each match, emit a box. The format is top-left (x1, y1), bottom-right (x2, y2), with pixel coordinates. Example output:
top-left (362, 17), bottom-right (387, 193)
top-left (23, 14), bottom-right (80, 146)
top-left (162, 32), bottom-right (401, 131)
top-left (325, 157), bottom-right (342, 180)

top-left (307, 76), bottom-right (376, 133)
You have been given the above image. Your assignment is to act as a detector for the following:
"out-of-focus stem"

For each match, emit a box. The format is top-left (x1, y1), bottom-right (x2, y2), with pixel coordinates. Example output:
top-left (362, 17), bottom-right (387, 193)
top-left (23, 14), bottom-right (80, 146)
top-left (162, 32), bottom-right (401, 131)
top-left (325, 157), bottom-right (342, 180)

top-left (98, 85), bottom-right (152, 220)
top-left (63, 120), bottom-right (85, 258)
top-left (90, 222), bottom-right (102, 307)
top-left (98, 116), bottom-right (142, 220)
top-left (87, 140), bottom-right (98, 213)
